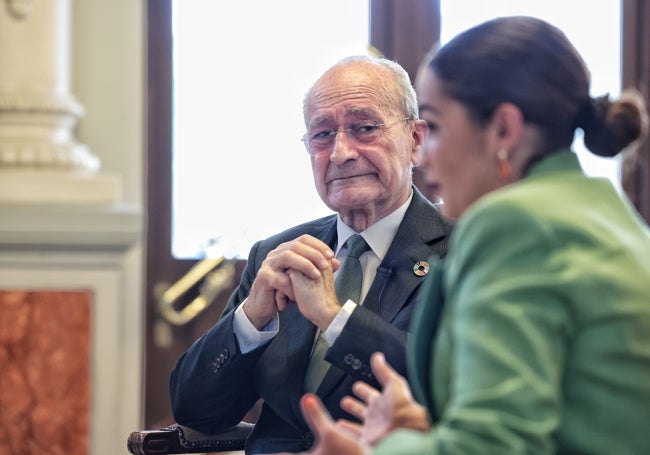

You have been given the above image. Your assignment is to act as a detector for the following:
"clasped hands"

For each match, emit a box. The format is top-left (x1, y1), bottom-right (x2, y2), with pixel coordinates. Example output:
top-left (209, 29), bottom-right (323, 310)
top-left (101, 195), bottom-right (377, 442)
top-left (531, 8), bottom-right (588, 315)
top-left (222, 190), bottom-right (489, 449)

top-left (243, 234), bottom-right (342, 331)
top-left (244, 234), bottom-right (430, 454)
top-left (275, 352), bottom-right (431, 455)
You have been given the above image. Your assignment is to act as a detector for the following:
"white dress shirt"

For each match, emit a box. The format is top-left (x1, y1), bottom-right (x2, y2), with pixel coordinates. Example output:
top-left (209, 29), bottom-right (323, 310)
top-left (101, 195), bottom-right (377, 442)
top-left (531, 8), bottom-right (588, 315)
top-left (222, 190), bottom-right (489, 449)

top-left (234, 192), bottom-right (412, 353)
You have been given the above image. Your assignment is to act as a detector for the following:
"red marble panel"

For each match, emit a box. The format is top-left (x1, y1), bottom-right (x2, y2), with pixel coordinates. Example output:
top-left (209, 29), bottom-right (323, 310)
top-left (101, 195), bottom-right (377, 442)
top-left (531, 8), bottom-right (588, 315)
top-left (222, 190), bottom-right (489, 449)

top-left (0, 290), bottom-right (91, 455)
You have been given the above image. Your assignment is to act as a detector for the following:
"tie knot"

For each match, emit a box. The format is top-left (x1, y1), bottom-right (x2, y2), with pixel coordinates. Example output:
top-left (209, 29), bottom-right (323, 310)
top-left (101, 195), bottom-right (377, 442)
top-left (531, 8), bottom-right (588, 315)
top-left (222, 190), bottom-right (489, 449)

top-left (345, 234), bottom-right (370, 259)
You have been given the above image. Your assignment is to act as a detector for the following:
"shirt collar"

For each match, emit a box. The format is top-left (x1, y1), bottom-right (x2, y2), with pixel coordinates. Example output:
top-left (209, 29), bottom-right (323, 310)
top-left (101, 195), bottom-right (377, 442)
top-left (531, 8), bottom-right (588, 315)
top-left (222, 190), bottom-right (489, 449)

top-left (335, 191), bottom-right (413, 260)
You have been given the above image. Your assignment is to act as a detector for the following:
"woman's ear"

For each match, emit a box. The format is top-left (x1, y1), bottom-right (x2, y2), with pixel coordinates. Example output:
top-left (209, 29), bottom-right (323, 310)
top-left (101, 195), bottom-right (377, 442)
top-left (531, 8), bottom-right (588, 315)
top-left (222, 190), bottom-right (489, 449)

top-left (490, 102), bottom-right (524, 152)
top-left (489, 102), bottom-right (532, 182)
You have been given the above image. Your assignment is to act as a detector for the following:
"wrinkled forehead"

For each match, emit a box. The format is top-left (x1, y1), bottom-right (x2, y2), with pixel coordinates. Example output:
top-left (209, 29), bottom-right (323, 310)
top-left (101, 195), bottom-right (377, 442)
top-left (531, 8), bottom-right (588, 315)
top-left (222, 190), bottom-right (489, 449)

top-left (304, 63), bottom-right (400, 123)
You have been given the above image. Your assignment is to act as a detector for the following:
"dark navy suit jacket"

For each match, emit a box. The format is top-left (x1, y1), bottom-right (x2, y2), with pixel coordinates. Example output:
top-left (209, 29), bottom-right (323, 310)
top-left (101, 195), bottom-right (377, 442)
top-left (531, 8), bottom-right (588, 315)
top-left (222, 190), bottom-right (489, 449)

top-left (169, 187), bottom-right (451, 453)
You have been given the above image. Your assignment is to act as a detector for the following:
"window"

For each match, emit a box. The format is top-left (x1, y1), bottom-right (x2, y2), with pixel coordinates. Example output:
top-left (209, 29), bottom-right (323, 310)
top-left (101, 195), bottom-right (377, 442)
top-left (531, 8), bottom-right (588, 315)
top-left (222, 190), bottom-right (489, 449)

top-left (171, 1), bottom-right (370, 259)
top-left (440, 0), bottom-right (622, 188)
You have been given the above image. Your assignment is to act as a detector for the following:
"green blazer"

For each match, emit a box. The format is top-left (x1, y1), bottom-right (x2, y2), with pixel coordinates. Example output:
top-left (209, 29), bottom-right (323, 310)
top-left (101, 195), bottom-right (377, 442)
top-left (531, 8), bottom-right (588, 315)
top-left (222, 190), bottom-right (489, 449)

top-left (376, 150), bottom-right (650, 454)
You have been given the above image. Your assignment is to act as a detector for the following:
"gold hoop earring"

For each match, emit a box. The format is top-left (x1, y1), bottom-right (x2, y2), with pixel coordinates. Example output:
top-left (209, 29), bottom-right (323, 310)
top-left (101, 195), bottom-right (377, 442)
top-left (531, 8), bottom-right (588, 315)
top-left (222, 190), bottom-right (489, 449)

top-left (497, 149), bottom-right (511, 181)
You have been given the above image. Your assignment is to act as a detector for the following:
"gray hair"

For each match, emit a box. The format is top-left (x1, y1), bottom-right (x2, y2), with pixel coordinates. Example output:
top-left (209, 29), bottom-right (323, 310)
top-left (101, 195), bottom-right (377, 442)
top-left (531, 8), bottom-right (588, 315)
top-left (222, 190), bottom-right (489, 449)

top-left (303, 55), bottom-right (419, 123)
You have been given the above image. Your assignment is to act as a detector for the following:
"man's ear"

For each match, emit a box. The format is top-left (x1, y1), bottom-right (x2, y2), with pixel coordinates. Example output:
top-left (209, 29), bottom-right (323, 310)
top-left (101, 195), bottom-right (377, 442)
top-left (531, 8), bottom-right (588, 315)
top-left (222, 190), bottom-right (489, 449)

top-left (490, 102), bottom-right (524, 152)
top-left (411, 119), bottom-right (428, 167)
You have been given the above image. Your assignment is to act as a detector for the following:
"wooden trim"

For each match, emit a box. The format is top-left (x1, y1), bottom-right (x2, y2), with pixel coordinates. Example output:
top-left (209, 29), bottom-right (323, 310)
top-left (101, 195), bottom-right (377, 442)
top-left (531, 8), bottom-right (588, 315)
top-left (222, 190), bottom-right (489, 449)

top-left (146, 0), bottom-right (198, 427)
top-left (370, 0), bottom-right (440, 80)
top-left (370, 0), bottom-right (441, 201)
top-left (621, 0), bottom-right (650, 223)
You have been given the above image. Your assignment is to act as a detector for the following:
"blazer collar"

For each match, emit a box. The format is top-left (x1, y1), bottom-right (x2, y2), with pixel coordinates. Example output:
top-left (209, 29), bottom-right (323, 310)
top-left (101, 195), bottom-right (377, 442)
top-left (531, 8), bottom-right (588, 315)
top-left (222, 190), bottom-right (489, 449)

top-left (316, 188), bottom-right (451, 397)
top-left (527, 148), bottom-right (581, 178)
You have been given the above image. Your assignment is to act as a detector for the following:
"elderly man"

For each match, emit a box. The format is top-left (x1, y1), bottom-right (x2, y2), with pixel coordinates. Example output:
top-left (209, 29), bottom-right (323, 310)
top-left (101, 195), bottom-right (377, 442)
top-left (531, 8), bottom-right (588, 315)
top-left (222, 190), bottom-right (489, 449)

top-left (169, 55), bottom-right (451, 454)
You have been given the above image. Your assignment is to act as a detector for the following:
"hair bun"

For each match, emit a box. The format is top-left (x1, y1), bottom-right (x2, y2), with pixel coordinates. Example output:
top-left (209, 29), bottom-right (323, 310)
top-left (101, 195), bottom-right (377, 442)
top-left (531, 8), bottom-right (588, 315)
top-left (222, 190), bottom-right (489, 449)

top-left (575, 96), bottom-right (598, 132)
top-left (581, 90), bottom-right (648, 157)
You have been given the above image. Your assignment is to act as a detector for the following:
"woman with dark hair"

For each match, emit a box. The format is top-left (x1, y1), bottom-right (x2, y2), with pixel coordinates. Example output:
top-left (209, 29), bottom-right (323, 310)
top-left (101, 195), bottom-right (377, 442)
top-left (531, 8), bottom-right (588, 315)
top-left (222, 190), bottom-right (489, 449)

top-left (276, 15), bottom-right (650, 455)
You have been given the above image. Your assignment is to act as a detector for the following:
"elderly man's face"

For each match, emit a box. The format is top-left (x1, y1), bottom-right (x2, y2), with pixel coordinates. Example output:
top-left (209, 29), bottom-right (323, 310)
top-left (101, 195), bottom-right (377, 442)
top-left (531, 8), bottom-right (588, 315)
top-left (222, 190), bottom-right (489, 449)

top-left (304, 63), bottom-right (422, 226)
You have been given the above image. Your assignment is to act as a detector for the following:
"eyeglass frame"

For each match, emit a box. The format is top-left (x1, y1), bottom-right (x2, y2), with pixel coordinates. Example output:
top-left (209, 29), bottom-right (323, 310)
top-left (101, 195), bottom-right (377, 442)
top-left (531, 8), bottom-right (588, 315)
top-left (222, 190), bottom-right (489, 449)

top-left (301, 117), bottom-right (413, 155)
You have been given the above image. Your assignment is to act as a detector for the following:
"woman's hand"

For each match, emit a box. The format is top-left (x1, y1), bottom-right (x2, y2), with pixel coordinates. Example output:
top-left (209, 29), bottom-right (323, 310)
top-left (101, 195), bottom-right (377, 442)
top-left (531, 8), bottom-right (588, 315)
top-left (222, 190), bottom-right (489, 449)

top-left (271, 354), bottom-right (429, 455)
top-left (272, 394), bottom-right (369, 455)
top-left (340, 352), bottom-right (431, 445)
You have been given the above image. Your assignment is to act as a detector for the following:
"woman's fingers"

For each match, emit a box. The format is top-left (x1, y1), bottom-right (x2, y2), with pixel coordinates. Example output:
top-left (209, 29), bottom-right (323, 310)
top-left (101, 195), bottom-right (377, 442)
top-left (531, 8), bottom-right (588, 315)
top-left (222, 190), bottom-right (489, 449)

top-left (337, 419), bottom-right (363, 438)
top-left (340, 395), bottom-right (368, 419)
top-left (370, 352), bottom-right (402, 387)
top-left (300, 393), bottom-right (336, 434)
top-left (351, 381), bottom-right (381, 404)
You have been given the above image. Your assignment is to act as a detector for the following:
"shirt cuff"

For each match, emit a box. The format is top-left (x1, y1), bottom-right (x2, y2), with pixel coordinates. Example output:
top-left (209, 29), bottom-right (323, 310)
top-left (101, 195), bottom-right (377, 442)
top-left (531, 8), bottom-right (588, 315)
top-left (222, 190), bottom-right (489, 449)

top-left (323, 300), bottom-right (357, 346)
top-left (233, 299), bottom-right (279, 354)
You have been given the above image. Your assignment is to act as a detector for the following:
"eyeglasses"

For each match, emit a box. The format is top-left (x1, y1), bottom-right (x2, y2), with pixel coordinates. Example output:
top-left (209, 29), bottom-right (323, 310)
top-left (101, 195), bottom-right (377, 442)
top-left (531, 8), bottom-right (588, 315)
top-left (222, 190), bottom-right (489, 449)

top-left (301, 117), bottom-right (412, 155)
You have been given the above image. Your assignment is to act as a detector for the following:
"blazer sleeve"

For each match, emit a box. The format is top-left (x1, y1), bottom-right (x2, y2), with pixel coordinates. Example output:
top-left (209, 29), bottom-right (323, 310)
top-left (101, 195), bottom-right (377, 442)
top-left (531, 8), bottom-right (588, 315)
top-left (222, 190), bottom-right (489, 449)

top-left (326, 306), bottom-right (409, 387)
top-left (168, 240), bottom-right (269, 434)
top-left (376, 201), bottom-right (572, 455)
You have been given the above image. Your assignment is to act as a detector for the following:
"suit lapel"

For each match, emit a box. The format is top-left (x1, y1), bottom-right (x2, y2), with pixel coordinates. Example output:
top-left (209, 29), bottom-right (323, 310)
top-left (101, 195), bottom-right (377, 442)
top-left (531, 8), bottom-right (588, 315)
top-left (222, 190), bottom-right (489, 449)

top-left (365, 187), bottom-right (449, 321)
top-left (282, 305), bottom-right (318, 417)
top-left (317, 189), bottom-right (450, 398)
top-left (408, 259), bottom-right (445, 417)
top-left (363, 232), bottom-right (435, 321)
top-left (259, 218), bottom-right (338, 422)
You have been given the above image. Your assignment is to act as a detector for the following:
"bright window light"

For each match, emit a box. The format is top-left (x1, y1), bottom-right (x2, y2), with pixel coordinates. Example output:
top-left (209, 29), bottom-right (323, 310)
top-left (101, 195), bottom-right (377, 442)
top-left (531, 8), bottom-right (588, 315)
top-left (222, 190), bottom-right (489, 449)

top-left (171, 1), bottom-right (369, 259)
top-left (440, 0), bottom-right (622, 188)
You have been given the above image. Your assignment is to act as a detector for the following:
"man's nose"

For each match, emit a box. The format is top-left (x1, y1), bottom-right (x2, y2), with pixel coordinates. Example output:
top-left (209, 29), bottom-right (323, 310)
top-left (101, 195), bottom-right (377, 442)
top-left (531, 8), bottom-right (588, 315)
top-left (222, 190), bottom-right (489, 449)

top-left (329, 130), bottom-right (358, 163)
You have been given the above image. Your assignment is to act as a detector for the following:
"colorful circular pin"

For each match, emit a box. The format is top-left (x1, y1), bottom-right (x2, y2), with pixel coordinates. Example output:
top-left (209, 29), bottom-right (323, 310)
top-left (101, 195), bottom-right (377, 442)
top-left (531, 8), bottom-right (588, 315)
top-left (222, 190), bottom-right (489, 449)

top-left (413, 261), bottom-right (430, 276)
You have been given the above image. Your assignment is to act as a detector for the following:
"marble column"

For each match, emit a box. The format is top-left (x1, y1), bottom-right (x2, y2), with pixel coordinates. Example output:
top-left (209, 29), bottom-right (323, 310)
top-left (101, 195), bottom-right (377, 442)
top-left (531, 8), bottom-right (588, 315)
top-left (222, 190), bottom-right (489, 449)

top-left (0, 290), bottom-right (91, 455)
top-left (0, 1), bottom-right (144, 454)
top-left (0, 0), bottom-right (120, 202)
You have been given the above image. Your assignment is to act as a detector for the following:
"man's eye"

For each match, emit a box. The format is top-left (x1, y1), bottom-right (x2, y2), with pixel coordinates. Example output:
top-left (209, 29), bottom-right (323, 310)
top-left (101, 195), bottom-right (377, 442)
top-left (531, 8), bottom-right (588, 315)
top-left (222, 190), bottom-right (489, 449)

top-left (352, 124), bottom-right (380, 135)
top-left (312, 130), bottom-right (335, 140)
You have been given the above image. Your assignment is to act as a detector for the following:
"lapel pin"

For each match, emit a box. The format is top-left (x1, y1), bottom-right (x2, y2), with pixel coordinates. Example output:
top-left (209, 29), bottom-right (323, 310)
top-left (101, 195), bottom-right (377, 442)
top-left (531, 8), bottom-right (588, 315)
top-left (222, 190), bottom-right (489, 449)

top-left (413, 261), bottom-right (430, 276)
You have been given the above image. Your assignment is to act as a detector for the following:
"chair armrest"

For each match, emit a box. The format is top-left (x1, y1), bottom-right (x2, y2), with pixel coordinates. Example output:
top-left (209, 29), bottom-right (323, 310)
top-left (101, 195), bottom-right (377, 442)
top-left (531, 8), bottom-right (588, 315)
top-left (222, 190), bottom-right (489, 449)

top-left (127, 421), bottom-right (254, 454)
